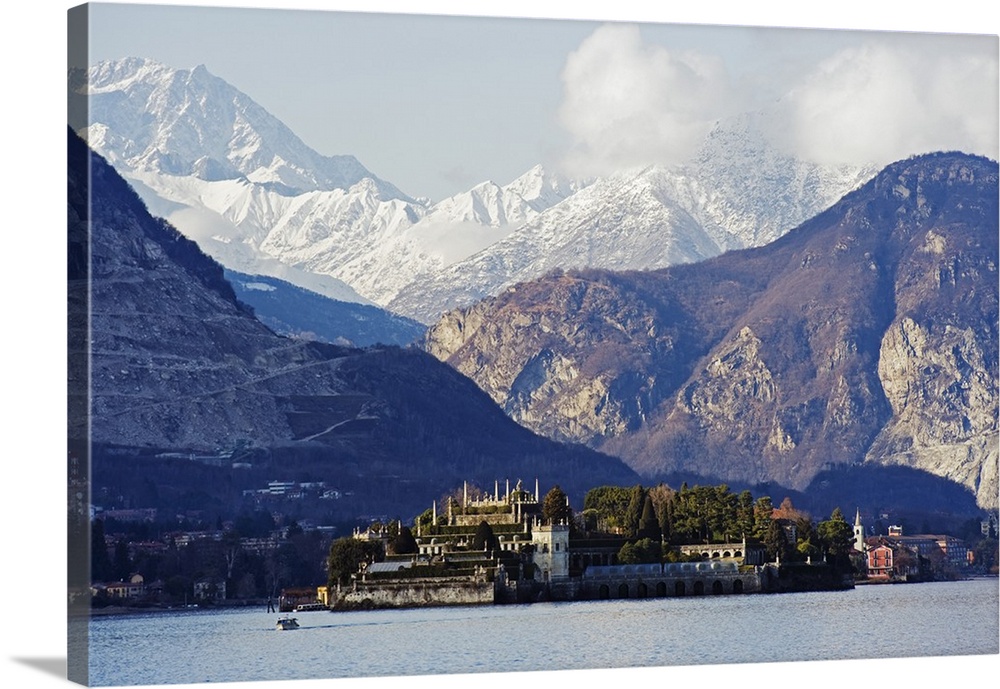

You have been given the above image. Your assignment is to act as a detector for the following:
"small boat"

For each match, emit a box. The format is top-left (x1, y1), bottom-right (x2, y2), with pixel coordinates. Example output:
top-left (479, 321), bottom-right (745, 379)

top-left (275, 617), bottom-right (300, 630)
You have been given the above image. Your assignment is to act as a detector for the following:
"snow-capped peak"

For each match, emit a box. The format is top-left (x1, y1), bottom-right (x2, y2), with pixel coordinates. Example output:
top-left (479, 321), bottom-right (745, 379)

top-left (75, 57), bottom-right (410, 201)
top-left (71, 57), bottom-right (876, 331)
top-left (503, 164), bottom-right (588, 212)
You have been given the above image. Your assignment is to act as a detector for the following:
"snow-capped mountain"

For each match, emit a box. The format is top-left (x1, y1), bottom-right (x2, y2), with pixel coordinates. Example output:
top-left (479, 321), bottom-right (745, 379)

top-left (389, 166), bottom-right (723, 322)
top-left (671, 111), bottom-right (880, 251)
top-left (71, 58), bottom-right (875, 324)
top-left (425, 164), bottom-right (585, 227)
top-left (74, 57), bottom-right (408, 199)
top-left (390, 116), bottom-right (877, 323)
top-left (70, 57), bottom-right (420, 304)
top-left (71, 59), bottom-right (585, 307)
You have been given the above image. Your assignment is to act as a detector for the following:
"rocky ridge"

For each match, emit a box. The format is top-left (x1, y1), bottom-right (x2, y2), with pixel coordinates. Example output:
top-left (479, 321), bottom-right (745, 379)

top-left (425, 152), bottom-right (999, 508)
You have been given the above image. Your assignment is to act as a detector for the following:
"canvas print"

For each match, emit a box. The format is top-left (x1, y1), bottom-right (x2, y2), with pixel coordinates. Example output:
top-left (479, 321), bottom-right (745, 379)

top-left (66, 2), bottom-right (999, 687)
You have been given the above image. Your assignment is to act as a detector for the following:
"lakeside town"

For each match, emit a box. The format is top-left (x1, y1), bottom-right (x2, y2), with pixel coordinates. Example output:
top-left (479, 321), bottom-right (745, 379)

top-left (85, 477), bottom-right (999, 613)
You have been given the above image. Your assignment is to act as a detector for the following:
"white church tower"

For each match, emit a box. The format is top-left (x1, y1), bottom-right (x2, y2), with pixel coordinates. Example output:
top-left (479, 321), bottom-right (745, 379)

top-left (853, 508), bottom-right (866, 553)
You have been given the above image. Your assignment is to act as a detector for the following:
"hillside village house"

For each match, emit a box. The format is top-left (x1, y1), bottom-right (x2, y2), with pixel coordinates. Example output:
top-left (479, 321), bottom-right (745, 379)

top-left (98, 573), bottom-right (147, 600)
top-left (861, 526), bottom-right (971, 580)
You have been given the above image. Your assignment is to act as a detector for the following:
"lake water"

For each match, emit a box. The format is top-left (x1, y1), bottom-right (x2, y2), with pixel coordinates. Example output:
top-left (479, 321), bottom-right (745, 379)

top-left (86, 578), bottom-right (999, 687)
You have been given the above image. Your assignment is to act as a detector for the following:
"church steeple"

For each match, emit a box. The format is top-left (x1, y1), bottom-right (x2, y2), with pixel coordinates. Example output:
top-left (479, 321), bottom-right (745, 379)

top-left (853, 508), bottom-right (865, 552)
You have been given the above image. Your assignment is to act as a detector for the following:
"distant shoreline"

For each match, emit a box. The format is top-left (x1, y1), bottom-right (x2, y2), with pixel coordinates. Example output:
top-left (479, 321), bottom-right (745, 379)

top-left (77, 575), bottom-right (997, 617)
top-left (84, 601), bottom-right (276, 617)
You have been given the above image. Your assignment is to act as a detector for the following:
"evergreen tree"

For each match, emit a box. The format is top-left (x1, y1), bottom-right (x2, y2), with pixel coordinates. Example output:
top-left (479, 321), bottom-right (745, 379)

top-left (472, 521), bottom-right (498, 554)
top-left (708, 484), bottom-right (737, 540)
top-left (583, 485), bottom-right (632, 533)
top-left (542, 485), bottom-right (572, 525)
top-left (617, 541), bottom-right (638, 564)
top-left (735, 490), bottom-right (755, 540)
top-left (670, 485), bottom-right (702, 544)
top-left (638, 495), bottom-right (661, 541)
top-left (794, 516), bottom-right (820, 561)
top-left (391, 526), bottom-right (418, 555)
top-left (624, 485), bottom-right (646, 539)
top-left (753, 496), bottom-right (775, 541)
top-left (617, 538), bottom-right (662, 564)
top-left (660, 496), bottom-right (675, 544)
top-left (647, 483), bottom-right (675, 543)
top-left (817, 507), bottom-right (855, 572)
top-left (327, 537), bottom-right (383, 586)
top-left (764, 519), bottom-right (790, 561)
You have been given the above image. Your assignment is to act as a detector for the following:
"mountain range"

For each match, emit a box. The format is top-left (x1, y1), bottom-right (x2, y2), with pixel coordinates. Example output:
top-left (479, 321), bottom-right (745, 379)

top-left (424, 151), bottom-right (999, 510)
top-left (68, 57), bottom-right (997, 520)
top-left (70, 58), bottom-right (874, 325)
top-left (68, 128), bottom-right (639, 521)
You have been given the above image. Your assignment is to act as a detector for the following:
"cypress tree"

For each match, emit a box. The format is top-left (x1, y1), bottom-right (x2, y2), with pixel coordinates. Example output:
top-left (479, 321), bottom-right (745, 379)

top-left (472, 520), bottom-right (498, 554)
top-left (624, 485), bottom-right (645, 538)
top-left (542, 485), bottom-right (572, 525)
top-left (639, 495), bottom-right (661, 541)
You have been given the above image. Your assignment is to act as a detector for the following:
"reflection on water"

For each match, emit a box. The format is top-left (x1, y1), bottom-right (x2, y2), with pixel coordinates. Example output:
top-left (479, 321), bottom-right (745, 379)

top-left (88, 578), bottom-right (999, 686)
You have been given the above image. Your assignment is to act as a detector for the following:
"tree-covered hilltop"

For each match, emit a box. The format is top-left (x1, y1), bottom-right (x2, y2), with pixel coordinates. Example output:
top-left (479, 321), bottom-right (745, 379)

top-left (582, 482), bottom-right (855, 567)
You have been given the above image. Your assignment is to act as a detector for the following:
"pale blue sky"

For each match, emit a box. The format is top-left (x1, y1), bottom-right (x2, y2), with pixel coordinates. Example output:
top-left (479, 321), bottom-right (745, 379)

top-left (76, 1), bottom-right (998, 201)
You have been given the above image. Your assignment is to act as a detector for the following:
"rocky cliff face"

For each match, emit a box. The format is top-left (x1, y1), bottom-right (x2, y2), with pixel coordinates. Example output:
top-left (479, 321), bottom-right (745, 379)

top-left (425, 152), bottom-right (999, 508)
top-left (865, 197), bottom-right (1000, 507)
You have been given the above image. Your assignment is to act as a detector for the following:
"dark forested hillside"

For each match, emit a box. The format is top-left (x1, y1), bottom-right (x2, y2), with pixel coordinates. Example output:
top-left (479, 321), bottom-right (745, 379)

top-left (68, 128), bottom-right (638, 521)
top-left (224, 269), bottom-right (426, 347)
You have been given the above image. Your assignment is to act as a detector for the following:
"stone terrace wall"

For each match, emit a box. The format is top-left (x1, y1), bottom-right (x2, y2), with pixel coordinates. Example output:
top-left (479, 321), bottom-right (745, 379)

top-left (576, 561), bottom-right (764, 600)
top-left (332, 578), bottom-right (494, 610)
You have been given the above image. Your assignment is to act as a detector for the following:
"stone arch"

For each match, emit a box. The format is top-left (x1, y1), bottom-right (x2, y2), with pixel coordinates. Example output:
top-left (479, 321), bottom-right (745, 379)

top-left (734, 551), bottom-right (743, 558)
top-left (723, 551), bottom-right (732, 558)
top-left (711, 551), bottom-right (721, 559)
top-left (637, 582), bottom-right (648, 598)
top-left (693, 580), bottom-right (705, 595)
top-left (733, 579), bottom-right (744, 594)
top-left (656, 581), bottom-right (667, 597)
top-left (675, 581), bottom-right (685, 596)
top-left (618, 583), bottom-right (629, 598)
top-left (712, 580), bottom-right (723, 595)
top-left (599, 584), bottom-right (610, 599)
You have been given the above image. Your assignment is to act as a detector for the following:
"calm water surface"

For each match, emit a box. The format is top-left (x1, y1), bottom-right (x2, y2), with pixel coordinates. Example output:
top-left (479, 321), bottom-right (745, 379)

top-left (88, 578), bottom-right (999, 686)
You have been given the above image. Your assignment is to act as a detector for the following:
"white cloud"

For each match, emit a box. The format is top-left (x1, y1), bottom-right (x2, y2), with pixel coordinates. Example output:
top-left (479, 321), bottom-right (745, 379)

top-left (558, 26), bottom-right (998, 175)
top-left (774, 38), bottom-right (999, 166)
top-left (557, 24), bottom-right (736, 177)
